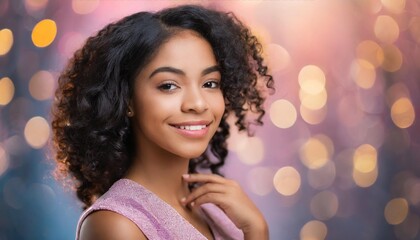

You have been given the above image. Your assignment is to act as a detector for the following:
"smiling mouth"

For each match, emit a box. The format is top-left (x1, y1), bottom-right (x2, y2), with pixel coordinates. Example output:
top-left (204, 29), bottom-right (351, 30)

top-left (173, 125), bottom-right (207, 131)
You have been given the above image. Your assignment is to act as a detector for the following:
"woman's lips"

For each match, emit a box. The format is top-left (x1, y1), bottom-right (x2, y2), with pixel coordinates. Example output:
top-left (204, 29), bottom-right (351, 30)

top-left (170, 121), bottom-right (212, 138)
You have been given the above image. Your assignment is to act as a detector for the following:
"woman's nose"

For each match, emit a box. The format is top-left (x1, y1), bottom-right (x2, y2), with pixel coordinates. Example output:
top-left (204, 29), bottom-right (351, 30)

top-left (181, 87), bottom-right (208, 113)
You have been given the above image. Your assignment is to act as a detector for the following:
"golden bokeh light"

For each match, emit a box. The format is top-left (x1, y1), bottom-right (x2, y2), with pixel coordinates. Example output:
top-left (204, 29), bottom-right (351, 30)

top-left (352, 165), bottom-right (378, 188)
top-left (353, 144), bottom-right (377, 173)
top-left (384, 198), bottom-right (409, 225)
top-left (0, 77), bottom-right (15, 106)
top-left (356, 40), bottom-right (384, 67)
top-left (300, 136), bottom-right (331, 169)
top-left (381, 44), bottom-right (403, 72)
top-left (381, 0), bottom-right (406, 14)
top-left (273, 166), bottom-right (301, 196)
top-left (24, 116), bottom-right (50, 149)
top-left (308, 161), bottom-right (336, 190)
top-left (310, 191), bottom-right (339, 220)
top-left (409, 17), bottom-right (420, 44)
top-left (299, 89), bottom-right (327, 110)
top-left (300, 220), bottom-right (328, 240)
top-left (300, 104), bottom-right (327, 125)
top-left (351, 59), bottom-right (376, 89)
top-left (269, 99), bottom-right (297, 129)
top-left (31, 19), bottom-right (57, 48)
top-left (0, 28), bottom-right (13, 56)
top-left (298, 65), bottom-right (326, 95)
top-left (72, 0), bottom-right (100, 15)
top-left (0, 146), bottom-right (9, 177)
top-left (374, 15), bottom-right (400, 44)
top-left (263, 44), bottom-right (291, 73)
top-left (236, 136), bottom-right (265, 165)
top-left (247, 167), bottom-right (274, 196)
top-left (391, 97), bottom-right (415, 129)
top-left (29, 70), bottom-right (55, 101)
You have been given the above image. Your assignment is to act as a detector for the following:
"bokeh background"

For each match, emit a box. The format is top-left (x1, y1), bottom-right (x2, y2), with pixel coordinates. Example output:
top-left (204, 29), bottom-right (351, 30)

top-left (1, 0), bottom-right (420, 239)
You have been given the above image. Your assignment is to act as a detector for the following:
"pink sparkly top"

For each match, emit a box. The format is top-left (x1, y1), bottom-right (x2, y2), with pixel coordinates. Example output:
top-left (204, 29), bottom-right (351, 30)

top-left (76, 178), bottom-right (244, 240)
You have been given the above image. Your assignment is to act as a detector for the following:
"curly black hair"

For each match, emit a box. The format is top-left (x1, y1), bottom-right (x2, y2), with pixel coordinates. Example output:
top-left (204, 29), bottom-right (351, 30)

top-left (52, 4), bottom-right (274, 209)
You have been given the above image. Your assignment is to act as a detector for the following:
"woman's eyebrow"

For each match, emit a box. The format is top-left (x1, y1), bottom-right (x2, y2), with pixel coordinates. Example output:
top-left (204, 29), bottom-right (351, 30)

top-left (148, 65), bottom-right (220, 79)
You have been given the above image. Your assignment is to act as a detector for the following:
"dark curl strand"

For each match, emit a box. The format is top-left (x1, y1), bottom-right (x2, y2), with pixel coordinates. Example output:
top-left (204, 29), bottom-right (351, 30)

top-left (52, 5), bottom-right (274, 209)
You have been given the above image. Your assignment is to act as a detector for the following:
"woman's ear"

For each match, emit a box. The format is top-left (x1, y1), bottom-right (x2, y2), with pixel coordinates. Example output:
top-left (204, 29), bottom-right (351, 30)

top-left (127, 101), bottom-right (134, 117)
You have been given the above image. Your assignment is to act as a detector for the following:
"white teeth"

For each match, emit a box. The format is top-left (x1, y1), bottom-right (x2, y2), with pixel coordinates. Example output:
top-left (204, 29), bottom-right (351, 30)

top-left (177, 125), bottom-right (206, 131)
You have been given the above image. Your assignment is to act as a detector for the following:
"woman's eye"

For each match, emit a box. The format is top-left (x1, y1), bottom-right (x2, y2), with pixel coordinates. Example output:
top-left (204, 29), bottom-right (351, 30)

top-left (203, 81), bottom-right (220, 89)
top-left (158, 83), bottom-right (178, 91)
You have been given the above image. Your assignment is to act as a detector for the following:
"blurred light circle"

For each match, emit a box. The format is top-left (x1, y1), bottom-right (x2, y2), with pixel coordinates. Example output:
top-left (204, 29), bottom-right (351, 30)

top-left (24, 0), bottom-right (48, 12)
top-left (0, 146), bottom-right (10, 176)
top-left (236, 137), bottom-right (264, 165)
top-left (308, 160), bottom-right (336, 190)
top-left (381, 44), bottom-right (403, 72)
top-left (273, 166), bottom-right (301, 196)
top-left (391, 97), bottom-right (415, 129)
top-left (381, 0), bottom-right (406, 14)
top-left (300, 220), bottom-right (328, 240)
top-left (384, 198), bottom-right (409, 225)
top-left (351, 59), bottom-right (376, 89)
top-left (352, 165), bottom-right (378, 188)
top-left (72, 0), bottom-right (99, 14)
top-left (300, 104), bottom-right (327, 125)
top-left (269, 99), bottom-right (297, 129)
top-left (409, 17), bottom-right (420, 44)
top-left (353, 144), bottom-right (377, 173)
top-left (356, 40), bottom-right (384, 67)
top-left (298, 65), bottom-right (326, 95)
top-left (310, 191), bottom-right (339, 220)
top-left (263, 44), bottom-right (290, 73)
top-left (299, 89), bottom-right (327, 110)
top-left (24, 116), bottom-right (50, 149)
top-left (300, 136), bottom-right (330, 169)
top-left (29, 70), bottom-right (55, 100)
top-left (374, 15), bottom-right (400, 44)
top-left (58, 31), bottom-right (85, 57)
top-left (0, 77), bottom-right (14, 106)
top-left (247, 167), bottom-right (274, 196)
top-left (31, 19), bottom-right (57, 48)
top-left (0, 28), bottom-right (13, 55)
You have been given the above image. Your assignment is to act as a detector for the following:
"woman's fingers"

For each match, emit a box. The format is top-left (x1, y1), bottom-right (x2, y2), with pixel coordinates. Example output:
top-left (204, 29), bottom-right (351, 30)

top-left (181, 183), bottom-right (224, 206)
top-left (182, 173), bottom-right (226, 184)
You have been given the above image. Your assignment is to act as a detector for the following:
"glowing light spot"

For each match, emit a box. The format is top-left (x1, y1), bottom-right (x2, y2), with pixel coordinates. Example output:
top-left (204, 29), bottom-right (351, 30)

top-left (381, 0), bottom-right (405, 14)
top-left (300, 220), bottom-right (328, 240)
top-left (352, 165), bottom-right (378, 188)
top-left (247, 167), bottom-right (274, 196)
top-left (24, 116), bottom-right (50, 149)
top-left (308, 161), bottom-right (336, 190)
top-left (29, 70), bottom-right (55, 101)
top-left (381, 44), bottom-right (403, 72)
top-left (72, 0), bottom-right (99, 15)
top-left (273, 166), bottom-right (301, 196)
top-left (58, 31), bottom-right (85, 57)
top-left (0, 28), bottom-right (13, 55)
top-left (300, 136), bottom-right (331, 169)
top-left (299, 89), bottom-right (327, 110)
top-left (310, 191), bottom-right (339, 220)
top-left (300, 104), bottom-right (327, 125)
top-left (384, 198), bottom-right (409, 225)
top-left (374, 15), bottom-right (400, 44)
top-left (31, 19), bottom-right (57, 48)
top-left (0, 146), bottom-right (9, 176)
top-left (353, 144), bottom-right (377, 173)
top-left (24, 0), bottom-right (48, 12)
top-left (236, 137), bottom-right (264, 165)
top-left (269, 99), bottom-right (297, 129)
top-left (0, 77), bottom-right (14, 105)
top-left (409, 17), bottom-right (420, 44)
top-left (263, 44), bottom-right (290, 73)
top-left (356, 40), bottom-right (384, 67)
top-left (351, 59), bottom-right (376, 89)
top-left (298, 65), bottom-right (326, 95)
top-left (391, 97), bottom-right (415, 129)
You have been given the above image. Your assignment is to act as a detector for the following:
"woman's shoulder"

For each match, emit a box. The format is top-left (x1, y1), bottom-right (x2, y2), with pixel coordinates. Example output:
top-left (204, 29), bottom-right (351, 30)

top-left (79, 210), bottom-right (147, 240)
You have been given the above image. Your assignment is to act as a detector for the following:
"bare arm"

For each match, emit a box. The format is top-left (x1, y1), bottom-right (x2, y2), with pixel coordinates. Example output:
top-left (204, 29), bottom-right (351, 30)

top-left (79, 210), bottom-right (147, 240)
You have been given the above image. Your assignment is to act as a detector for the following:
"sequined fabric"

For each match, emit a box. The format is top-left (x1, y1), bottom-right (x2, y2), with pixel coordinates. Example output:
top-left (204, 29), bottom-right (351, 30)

top-left (75, 179), bottom-right (244, 240)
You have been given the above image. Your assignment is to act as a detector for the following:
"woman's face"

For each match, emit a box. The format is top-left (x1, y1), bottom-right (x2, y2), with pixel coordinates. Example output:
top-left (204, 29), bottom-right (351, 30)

top-left (131, 30), bottom-right (225, 160)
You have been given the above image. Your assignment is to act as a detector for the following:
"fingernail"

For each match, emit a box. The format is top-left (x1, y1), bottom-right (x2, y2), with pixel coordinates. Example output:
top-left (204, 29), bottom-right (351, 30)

top-left (182, 174), bottom-right (189, 179)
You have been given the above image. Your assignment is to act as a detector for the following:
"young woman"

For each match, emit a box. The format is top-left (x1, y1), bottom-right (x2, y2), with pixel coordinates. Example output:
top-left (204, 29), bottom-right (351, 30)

top-left (52, 4), bottom-right (273, 240)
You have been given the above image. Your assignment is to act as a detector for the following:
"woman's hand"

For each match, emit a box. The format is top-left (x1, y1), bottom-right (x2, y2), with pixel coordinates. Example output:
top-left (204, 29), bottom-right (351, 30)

top-left (181, 173), bottom-right (268, 240)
